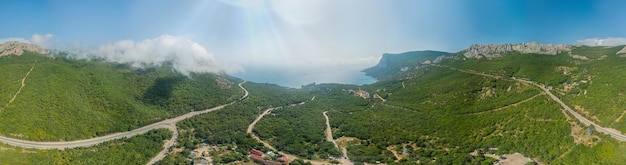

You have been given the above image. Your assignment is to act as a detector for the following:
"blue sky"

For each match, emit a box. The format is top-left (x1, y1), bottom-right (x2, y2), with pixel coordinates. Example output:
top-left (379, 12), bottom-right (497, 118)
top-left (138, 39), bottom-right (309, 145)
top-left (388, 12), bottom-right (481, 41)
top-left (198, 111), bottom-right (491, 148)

top-left (1, 0), bottom-right (626, 86)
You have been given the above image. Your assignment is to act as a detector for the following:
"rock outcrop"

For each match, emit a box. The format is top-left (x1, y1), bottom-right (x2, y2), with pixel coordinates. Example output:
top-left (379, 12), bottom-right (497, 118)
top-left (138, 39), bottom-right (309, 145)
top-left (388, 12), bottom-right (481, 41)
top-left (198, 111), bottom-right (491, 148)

top-left (463, 42), bottom-right (570, 59)
top-left (0, 41), bottom-right (47, 57)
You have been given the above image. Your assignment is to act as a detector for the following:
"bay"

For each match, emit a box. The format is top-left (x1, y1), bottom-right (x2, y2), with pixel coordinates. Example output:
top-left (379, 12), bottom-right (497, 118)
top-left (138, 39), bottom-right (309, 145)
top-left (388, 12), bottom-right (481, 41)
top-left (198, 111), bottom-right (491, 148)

top-left (232, 66), bottom-right (377, 88)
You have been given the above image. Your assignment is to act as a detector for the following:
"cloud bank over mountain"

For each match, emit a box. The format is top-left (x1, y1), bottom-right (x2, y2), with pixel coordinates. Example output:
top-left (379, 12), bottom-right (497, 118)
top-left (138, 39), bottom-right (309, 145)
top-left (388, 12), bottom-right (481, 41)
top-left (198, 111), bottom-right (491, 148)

top-left (0, 33), bottom-right (55, 48)
top-left (577, 37), bottom-right (626, 46)
top-left (87, 35), bottom-right (241, 75)
top-left (1, 34), bottom-right (242, 75)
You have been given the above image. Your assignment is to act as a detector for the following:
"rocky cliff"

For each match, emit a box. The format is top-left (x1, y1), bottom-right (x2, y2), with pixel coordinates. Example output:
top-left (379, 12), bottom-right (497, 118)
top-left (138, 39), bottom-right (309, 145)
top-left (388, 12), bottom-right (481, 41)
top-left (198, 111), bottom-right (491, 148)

top-left (363, 50), bottom-right (450, 80)
top-left (0, 41), bottom-right (47, 57)
top-left (463, 42), bottom-right (570, 59)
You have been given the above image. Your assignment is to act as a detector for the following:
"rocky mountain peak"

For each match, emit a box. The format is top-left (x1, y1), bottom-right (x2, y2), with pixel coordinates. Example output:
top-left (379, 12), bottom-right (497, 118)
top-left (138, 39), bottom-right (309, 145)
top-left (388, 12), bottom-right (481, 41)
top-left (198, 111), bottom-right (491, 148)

top-left (0, 41), bottom-right (47, 57)
top-left (463, 42), bottom-right (571, 59)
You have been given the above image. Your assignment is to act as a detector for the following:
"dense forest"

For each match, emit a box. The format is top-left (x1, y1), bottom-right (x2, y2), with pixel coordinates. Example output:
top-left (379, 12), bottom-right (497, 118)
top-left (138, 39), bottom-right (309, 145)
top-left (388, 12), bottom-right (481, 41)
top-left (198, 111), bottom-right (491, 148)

top-left (0, 52), bottom-right (241, 141)
top-left (157, 82), bottom-right (314, 164)
top-left (2, 45), bottom-right (626, 164)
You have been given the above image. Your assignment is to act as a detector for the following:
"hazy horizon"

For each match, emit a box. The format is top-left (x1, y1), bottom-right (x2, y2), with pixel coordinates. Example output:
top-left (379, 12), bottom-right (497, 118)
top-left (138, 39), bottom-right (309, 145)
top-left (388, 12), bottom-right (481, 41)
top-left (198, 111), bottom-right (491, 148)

top-left (3, 0), bottom-right (626, 85)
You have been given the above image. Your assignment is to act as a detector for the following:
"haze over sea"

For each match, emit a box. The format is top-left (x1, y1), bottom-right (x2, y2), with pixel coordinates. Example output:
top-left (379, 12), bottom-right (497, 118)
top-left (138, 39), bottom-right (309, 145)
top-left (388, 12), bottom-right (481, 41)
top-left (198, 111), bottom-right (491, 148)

top-left (233, 66), bottom-right (377, 88)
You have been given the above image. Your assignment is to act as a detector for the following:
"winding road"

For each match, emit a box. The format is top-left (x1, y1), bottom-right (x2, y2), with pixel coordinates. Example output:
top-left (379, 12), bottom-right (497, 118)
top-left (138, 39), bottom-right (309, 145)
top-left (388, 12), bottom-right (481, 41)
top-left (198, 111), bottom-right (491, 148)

top-left (514, 78), bottom-right (626, 141)
top-left (434, 64), bottom-right (626, 142)
top-left (0, 81), bottom-right (249, 164)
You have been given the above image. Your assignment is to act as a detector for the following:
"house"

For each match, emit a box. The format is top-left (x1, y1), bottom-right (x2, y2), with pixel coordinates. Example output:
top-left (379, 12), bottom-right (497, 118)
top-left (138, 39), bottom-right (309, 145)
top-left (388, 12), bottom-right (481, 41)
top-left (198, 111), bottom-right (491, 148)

top-left (278, 156), bottom-right (289, 163)
top-left (250, 149), bottom-right (264, 156)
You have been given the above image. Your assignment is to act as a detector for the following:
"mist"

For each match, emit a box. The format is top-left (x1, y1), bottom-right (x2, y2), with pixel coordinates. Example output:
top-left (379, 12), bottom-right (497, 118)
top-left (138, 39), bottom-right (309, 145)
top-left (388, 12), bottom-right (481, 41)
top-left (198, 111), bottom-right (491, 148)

top-left (62, 35), bottom-right (242, 75)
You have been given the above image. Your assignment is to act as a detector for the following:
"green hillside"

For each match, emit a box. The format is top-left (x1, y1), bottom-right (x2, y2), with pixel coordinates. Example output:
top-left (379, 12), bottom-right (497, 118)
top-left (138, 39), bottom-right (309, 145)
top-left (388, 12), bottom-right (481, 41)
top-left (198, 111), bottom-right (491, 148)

top-left (192, 45), bottom-right (626, 164)
top-left (0, 52), bottom-right (242, 141)
top-left (441, 45), bottom-right (626, 131)
top-left (3, 44), bottom-right (626, 164)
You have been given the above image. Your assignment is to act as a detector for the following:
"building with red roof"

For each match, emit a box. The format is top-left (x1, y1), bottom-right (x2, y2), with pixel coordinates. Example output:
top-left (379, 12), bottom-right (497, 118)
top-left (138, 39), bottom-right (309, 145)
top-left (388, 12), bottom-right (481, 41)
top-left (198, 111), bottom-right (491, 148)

top-left (250, 149), bottom-right (264, 156)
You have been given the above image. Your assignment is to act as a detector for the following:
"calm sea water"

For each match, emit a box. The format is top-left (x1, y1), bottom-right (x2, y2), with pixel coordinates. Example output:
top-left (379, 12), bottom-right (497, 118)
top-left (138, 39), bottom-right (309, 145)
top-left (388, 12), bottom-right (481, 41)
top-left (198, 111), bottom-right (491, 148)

top-left (233, 66), bottom-right (377, 88)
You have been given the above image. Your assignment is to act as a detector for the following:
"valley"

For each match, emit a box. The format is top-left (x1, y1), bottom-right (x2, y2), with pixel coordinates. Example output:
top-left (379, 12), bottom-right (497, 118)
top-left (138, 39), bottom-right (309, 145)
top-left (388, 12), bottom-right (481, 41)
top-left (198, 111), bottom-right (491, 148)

top-left (3, 1), bottom-right (626, 164)
top-left (1, 43), bottom-right (626, 165)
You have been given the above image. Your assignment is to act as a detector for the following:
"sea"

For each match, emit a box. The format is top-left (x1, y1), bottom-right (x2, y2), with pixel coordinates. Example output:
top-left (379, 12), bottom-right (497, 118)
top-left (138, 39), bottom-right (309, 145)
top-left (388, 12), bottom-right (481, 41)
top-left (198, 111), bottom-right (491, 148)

top-left (232, 66), bottom-right (378, 88)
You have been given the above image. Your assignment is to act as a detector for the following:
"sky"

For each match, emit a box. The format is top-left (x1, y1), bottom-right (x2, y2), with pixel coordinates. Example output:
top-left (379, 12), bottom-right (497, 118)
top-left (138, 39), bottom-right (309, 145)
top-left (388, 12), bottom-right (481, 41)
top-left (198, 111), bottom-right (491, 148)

top-left (1, 0), bottom-right (626, 87)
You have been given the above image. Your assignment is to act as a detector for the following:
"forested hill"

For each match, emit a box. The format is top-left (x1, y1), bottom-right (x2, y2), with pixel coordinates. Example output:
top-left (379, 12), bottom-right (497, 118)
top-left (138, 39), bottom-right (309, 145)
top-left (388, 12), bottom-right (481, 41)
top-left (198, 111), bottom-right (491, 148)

top-left (0, 50), bottom-right (243, 141)
top-left (298, 43), bottom-right (626, 164)
top-left (363, 50), bottom-right (450, 80)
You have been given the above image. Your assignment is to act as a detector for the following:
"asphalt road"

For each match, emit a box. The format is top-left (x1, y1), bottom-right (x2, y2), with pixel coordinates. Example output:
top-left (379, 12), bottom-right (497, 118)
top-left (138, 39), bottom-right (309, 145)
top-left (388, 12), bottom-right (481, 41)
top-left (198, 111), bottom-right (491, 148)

top-left (514, 78), bottom-right (626, 141)
top-left (433, 64), bottom-right (626, 142)
top-left (0, 81), bottom-right (248, 153)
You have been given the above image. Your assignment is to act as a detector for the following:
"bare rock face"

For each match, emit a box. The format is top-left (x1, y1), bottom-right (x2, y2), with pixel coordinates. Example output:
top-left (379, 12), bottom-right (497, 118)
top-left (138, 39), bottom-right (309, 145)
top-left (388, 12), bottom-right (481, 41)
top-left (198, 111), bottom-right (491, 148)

top-left (0, 41), bottom-right (47, 57)
top-left (616, 46), bottom-right (626, 55)
top-left (463, 42), bottom-right (570, 59)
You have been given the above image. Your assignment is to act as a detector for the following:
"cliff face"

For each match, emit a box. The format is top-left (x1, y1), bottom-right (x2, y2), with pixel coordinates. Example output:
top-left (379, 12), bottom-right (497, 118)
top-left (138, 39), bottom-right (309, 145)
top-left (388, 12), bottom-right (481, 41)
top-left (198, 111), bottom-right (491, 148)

top-left (363, 50), bottom-right (450, 80)
top-left (463, 42), bottom-right (570, 59)
top-left (0, 41), bottom-right (47, 57)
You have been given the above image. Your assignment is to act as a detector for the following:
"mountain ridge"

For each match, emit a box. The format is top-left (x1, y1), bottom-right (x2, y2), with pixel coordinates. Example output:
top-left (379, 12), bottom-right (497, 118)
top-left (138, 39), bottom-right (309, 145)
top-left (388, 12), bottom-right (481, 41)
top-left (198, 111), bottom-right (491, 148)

top-left (0, 41), bottom-right (47, 57)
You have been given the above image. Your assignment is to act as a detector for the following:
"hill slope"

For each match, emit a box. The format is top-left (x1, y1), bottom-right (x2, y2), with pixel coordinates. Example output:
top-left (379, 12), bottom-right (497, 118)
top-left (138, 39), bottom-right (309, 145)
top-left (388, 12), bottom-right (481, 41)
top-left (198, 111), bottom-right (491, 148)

top-left (0, 50), bottom-right (242, 141)
top-left (211, 43), bottom-right (626, 164)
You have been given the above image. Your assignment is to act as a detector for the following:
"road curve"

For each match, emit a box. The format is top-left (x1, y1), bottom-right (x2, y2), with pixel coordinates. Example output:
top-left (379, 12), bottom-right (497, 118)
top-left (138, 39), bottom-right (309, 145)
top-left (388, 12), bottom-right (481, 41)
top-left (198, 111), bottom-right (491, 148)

top-left (0, 81), bottom-right (249, 150)
top-left (433, 64), bottom-right (626, 142)
top-left (145, 123), bottom-right (178, 165)
top-left (514, 78), bottom-right (626, 141)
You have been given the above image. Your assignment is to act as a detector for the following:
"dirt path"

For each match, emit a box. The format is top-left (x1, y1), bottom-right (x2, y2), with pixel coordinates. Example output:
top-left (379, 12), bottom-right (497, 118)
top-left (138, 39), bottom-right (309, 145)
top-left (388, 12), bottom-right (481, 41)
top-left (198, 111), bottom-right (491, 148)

top-left (467, 93), bottom-right (545, 115)
top-left (246, 98), bottom-right (349, 165)
top-left (247, 107), bottom-right (280, 134)
top-left (322, 111), bottom-right (338, 148)
top-left (555, 145), bottom-right (575, 160)
top-left (322, 111), bottom-right (353, 164)
top-left (246, 101), bottom-right (306, 163)
top-left (387, 146), bottom-right (402, 161)
top-left (373, 94), bottom-right (386, 102)
top-left (2, 63), bottom-right (35, 111)
top-left (615, 110), bottom-right (626, 122)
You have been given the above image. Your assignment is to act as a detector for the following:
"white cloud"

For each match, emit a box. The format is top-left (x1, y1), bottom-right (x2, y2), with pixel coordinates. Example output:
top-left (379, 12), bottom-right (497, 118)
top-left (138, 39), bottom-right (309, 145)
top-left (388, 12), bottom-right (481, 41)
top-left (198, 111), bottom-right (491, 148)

top-left (0, 34), bottom-right (55, 48)
top-left (577, 37), bottom-right (626, 46)
top-left (73, 35), bottom-right (241, 75)
top-left (0, 37), bottom-right (30, 44)
top-left (30, 34), bottom-right (55, 48)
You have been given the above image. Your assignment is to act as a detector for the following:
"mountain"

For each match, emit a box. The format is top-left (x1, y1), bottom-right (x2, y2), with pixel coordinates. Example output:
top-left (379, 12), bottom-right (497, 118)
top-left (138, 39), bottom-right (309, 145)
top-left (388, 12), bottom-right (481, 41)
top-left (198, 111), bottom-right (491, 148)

top-left (0, 48), bottom-right (243, 141)
top-left (462, 42), bottom-right (570, 59)
top-left (0, 41), bottom-right (47, 57)
top-left (3, 42), bottom-right (626, 165)
top-left (363, 50), bottom-right (450, 80)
